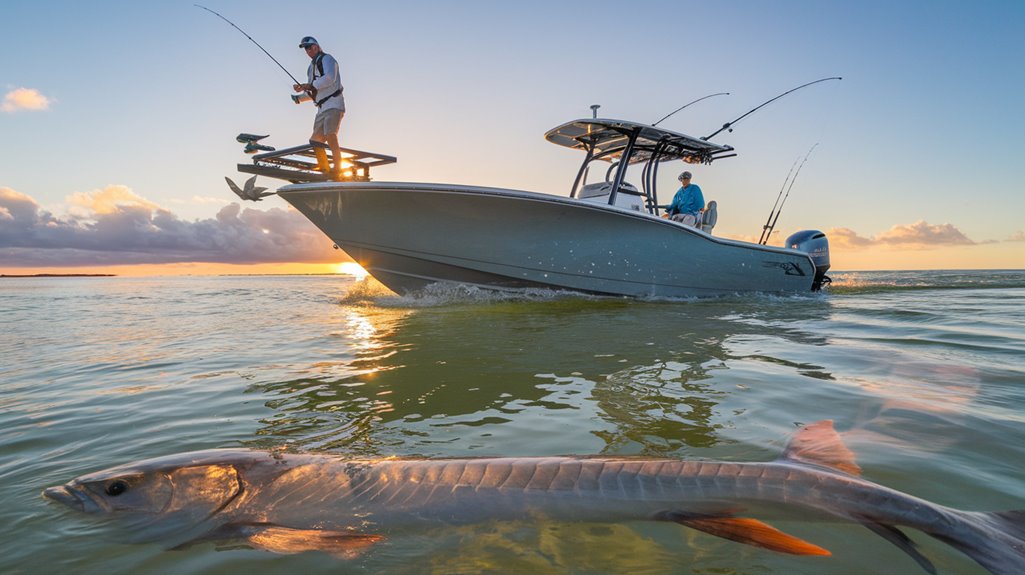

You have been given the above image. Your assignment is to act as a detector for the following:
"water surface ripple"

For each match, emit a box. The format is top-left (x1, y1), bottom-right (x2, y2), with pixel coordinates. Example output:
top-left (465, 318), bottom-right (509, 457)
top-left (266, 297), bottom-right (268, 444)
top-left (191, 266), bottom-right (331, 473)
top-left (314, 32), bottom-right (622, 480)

top-left (2, 271), bottom-right (1023, 574)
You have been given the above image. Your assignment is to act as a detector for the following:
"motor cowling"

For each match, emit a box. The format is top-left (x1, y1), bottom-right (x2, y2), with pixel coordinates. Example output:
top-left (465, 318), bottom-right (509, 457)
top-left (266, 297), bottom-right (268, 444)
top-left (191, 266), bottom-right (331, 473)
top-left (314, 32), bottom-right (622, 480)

top-left (786, 230), bottom-right (830, 291)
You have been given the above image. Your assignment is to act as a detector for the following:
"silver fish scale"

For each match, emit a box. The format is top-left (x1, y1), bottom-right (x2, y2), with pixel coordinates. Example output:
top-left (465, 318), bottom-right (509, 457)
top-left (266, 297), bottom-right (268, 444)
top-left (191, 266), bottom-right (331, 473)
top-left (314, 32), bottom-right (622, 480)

top-left (367, 458), bottom-right (738, 503)
top-left (250, 455), bottom-right (973, 536)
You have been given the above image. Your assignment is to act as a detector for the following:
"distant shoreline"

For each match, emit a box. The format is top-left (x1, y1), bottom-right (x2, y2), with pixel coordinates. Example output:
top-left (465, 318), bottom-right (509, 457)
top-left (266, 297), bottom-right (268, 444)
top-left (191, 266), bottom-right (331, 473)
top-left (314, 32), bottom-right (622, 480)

top-left (0, 274), bottom-right (116, 278)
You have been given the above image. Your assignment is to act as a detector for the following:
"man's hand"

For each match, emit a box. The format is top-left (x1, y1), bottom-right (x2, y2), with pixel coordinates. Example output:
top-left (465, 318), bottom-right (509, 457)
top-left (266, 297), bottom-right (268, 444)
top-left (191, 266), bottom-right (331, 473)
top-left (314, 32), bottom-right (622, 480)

top-left (293, 83), bottom-right (312, 93)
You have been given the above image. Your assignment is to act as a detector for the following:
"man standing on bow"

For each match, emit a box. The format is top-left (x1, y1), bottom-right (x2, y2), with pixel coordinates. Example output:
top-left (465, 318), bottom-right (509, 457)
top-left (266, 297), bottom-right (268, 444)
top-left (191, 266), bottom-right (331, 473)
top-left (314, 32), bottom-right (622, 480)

top-left (664, 171), bottom-right (705, 225)
top-left (292, 36), bottom-right (345, 178)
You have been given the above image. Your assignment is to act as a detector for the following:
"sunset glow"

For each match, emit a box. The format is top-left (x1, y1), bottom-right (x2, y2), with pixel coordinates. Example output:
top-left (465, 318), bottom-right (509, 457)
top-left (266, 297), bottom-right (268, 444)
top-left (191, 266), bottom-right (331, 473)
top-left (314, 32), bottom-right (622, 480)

top-left (334, 262), bottom-right (369, 278)
top-left (1, 2), bottom-right (1023, 275)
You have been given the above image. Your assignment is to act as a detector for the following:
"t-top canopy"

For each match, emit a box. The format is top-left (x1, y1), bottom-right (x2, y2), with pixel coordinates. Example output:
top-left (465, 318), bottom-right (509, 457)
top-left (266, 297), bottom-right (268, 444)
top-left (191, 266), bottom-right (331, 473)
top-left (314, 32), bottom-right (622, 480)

top-left (544, 119), bottom-right (735, 165)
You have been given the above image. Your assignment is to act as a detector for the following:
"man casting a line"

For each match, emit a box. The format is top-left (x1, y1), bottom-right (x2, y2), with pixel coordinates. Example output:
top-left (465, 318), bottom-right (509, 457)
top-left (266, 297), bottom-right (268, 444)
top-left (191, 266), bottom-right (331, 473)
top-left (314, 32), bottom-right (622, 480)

top-left (292, 36), bottom-right (345, 178)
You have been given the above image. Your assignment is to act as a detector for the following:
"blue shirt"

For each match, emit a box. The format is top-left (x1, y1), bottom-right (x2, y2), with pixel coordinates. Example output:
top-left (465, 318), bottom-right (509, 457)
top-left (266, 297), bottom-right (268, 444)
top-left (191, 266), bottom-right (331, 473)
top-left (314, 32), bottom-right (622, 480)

top-left (667, 183), bottom-right (704, 216)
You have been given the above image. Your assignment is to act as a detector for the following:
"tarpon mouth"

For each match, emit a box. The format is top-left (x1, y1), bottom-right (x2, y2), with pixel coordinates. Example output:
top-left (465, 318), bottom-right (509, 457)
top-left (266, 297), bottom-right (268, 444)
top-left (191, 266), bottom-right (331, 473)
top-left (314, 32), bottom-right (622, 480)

top-left (43, 484), bottom-right (87, 512)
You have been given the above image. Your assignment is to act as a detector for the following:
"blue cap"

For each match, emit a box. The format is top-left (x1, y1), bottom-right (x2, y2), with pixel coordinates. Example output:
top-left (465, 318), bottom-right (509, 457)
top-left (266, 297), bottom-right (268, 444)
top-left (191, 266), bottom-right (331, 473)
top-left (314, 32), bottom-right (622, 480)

top-left (299, 36), bottom-right (318, 48)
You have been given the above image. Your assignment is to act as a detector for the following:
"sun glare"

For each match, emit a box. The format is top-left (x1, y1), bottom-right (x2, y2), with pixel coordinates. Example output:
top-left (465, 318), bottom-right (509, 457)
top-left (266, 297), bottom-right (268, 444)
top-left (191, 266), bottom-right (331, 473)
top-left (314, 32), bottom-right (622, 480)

top-left (334, 261), bottom-right (369, 278)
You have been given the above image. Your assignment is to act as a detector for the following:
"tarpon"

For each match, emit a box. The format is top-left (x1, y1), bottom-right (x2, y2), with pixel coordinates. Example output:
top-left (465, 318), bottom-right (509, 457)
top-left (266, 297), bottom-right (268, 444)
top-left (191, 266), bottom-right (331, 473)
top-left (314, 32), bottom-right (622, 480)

top-left (43, 421), bottom-right (1025, 573)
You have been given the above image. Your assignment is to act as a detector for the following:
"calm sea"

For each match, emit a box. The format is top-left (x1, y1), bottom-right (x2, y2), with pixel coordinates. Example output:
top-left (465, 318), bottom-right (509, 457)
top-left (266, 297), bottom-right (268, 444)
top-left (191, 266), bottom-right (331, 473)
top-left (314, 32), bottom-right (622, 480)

top-left (2, 270), bottom-right (1024, 574)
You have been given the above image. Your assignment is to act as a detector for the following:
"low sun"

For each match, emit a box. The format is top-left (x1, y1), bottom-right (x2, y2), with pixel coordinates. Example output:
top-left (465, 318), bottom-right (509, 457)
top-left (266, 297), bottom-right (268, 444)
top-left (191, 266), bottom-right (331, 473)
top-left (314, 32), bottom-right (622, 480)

top-left (334, 262), bottom-right (369, 278)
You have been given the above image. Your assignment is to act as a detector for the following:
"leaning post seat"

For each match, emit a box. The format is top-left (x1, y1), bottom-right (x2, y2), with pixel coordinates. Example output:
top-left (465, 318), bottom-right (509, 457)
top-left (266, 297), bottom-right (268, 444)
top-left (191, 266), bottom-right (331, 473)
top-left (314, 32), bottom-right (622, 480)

top-left (700, 200), bottom-right (718, 233)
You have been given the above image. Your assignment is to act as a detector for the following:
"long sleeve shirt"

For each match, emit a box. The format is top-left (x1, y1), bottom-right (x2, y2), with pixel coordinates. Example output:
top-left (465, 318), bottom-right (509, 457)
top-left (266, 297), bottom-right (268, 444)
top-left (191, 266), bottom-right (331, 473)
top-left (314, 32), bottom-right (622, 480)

top-left (667, 184), bottom-right (704, 216)
top-left (295, 52), bottom-right (345, 112)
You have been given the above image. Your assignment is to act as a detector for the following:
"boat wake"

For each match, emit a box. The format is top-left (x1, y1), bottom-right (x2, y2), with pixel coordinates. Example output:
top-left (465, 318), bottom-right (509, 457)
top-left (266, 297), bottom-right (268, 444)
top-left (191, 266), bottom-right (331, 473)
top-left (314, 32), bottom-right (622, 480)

top-left (339, 278), bottom-right (589, 308)
top-left (338, 277), bottom-right (834, 308)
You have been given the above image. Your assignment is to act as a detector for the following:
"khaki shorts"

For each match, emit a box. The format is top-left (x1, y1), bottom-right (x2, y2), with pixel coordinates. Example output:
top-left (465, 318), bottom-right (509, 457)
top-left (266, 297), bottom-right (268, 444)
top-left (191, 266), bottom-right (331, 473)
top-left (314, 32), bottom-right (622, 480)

top-left (313, 108), bottom-right (343, 138)
top-left (671, 212), bottom-right (699, 226)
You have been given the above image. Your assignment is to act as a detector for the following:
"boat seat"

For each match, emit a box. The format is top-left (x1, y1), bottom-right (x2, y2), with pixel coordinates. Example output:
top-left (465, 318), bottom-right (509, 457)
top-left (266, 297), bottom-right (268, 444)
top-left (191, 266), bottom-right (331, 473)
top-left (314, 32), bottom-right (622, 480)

top-left (700, 200), bottom-right (718, 233)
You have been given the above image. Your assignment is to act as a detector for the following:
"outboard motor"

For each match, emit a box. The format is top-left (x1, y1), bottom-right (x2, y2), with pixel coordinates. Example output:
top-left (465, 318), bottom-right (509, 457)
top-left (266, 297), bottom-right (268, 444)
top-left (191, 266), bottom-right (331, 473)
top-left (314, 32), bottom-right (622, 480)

top-left (785, 230), bottom-right (830, 290)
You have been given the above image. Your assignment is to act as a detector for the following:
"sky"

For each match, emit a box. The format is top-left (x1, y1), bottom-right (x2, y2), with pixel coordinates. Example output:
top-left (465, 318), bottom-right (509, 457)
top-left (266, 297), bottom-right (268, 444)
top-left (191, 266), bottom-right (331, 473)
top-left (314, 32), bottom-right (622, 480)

top-left (2, 0), bottom-right (1024, 275)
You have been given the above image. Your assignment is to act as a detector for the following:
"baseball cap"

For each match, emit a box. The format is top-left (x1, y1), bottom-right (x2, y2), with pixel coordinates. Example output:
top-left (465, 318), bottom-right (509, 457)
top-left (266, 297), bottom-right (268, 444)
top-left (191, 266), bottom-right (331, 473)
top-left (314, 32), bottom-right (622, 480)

top-left (678, 171), bottom-right (692, 180)
top-left (299, 36), bottom-right (319, 48)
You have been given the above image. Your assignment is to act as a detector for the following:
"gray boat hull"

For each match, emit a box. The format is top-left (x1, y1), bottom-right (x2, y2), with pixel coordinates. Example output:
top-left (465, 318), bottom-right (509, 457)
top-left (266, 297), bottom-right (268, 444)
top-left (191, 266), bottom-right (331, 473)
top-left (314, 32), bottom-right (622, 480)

top-left (278, 182), bottom-right (818, 298)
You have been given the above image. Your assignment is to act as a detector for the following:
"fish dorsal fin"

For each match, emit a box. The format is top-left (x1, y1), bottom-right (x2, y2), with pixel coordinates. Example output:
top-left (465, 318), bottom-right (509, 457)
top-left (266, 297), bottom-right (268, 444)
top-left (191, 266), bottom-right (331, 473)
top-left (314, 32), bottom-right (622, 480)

top-left (781, 420), bottom-right (861, 476)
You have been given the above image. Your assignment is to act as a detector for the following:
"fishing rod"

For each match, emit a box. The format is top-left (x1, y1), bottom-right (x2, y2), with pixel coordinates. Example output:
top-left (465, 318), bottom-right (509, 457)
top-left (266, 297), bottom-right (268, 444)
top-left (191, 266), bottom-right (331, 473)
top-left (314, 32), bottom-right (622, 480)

top-left (757, 156), bottom-right (800, 245)
top-left (704, 76), bottom-right (841, 141)
top-left (194, 4), bottom-right (301, 86)
top-left (761, 143), bottom-right (818, 245)
top-left (652, 92), bottom-right (730, 127)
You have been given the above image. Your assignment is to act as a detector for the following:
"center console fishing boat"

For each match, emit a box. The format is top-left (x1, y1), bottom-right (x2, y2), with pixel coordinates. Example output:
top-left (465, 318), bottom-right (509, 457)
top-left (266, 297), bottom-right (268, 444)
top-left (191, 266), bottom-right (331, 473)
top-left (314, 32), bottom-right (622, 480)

top-left (229, 118), bottom-right (831, 298)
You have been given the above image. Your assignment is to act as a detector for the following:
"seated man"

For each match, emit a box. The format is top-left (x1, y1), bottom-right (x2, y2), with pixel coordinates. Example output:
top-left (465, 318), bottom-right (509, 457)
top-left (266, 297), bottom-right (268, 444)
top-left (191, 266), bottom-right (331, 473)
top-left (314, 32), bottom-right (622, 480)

top-left (664, 171), bottom-right (704, 225)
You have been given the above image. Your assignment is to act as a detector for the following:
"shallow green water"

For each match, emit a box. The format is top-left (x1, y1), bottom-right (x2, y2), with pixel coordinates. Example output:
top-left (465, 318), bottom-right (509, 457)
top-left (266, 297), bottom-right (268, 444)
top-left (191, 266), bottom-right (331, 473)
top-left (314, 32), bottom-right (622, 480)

top-left (2, 271), bottom-right (1024, 574)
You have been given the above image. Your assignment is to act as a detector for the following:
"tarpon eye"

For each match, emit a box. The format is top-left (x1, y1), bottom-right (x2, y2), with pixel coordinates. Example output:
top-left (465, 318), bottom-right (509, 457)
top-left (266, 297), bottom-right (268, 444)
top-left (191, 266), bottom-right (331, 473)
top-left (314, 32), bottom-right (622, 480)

top-left (105, 480), bottom-right (129, 497)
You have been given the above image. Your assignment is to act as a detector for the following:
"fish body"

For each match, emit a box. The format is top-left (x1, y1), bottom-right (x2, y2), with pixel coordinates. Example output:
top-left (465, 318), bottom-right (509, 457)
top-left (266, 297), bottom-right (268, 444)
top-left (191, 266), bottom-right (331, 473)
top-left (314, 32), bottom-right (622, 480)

top-left (43, 421), bottom-right (1025, 573)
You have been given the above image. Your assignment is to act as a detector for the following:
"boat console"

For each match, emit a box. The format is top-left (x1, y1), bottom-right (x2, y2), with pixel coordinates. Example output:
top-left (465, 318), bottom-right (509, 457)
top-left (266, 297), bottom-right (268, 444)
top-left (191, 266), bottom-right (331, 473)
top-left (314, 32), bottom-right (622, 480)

top-left (545, 119), bottom-right (736, 217)
top-left (578, 182), bottom-right (644, 212)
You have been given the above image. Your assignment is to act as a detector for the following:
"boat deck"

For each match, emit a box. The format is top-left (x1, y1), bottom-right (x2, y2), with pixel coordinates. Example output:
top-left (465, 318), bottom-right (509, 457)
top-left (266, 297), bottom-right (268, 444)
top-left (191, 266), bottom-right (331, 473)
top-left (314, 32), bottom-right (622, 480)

top-left (238, 141), bottom-right (397, 183)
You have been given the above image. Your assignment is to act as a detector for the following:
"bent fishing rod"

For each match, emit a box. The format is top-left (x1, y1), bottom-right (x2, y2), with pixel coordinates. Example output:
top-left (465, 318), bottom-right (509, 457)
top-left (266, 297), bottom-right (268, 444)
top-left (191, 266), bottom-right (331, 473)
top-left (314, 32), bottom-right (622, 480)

top-left (760, 143), bottom-right (818, 245)
top-left (652, 92), bottom-right (730, 127)
top-left (704, 76), bottom-right (841, 141)
top-left (194, 4), bottom-right (301, 87)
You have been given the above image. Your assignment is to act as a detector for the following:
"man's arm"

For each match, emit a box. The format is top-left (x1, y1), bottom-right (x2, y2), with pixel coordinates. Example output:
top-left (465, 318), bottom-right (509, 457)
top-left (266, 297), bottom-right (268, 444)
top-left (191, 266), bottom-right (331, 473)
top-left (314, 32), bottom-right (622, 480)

top-left (311, 54), bottom-right (339, 94)
top-left (666, 189), bottom-right (681, 215)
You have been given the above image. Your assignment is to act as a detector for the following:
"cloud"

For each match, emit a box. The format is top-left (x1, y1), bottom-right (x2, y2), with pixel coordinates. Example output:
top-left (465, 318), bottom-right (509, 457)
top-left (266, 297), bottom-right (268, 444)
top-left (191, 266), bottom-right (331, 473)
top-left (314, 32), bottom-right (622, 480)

top-left (191, 195), bottom-right (231, 206)
top-left (1008, 231), bottom-right (1025, 242)
top-left (874, 221), bottom-right (974, 246)
top-left (66, 185), bottom-right (161, 218)
top-left (826, 220), bottom-right (975, 250)
top-left (0, 186), bottom-right (337, 267)
top-left (822, 227), bottom-right (875, 249)
top-left (2, 88), bottom-right (52, 113)
top-left (167, 196), bottom-right (232, 206)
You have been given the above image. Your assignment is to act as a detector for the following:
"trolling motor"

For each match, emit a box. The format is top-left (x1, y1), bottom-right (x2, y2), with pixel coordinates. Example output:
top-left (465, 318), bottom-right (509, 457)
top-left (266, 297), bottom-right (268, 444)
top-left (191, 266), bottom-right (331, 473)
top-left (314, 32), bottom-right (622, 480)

top-left (786, 230), bottom-right (831, 290)
top-left (236, 133), bottom-right (276, 154)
